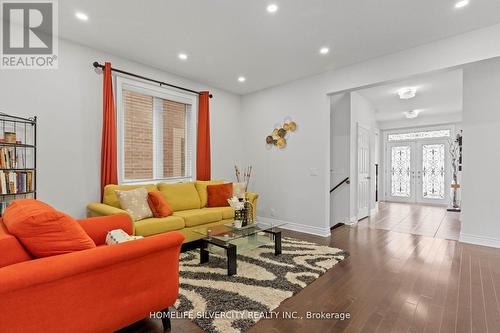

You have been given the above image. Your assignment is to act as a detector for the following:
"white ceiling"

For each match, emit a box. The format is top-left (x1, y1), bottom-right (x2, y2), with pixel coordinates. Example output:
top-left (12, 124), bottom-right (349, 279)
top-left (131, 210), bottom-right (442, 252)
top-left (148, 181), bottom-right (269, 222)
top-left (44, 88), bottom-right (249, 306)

top-left (58, 0), bottom-right (500, 94)
top-left (356, 69), bottom-right (463, 123)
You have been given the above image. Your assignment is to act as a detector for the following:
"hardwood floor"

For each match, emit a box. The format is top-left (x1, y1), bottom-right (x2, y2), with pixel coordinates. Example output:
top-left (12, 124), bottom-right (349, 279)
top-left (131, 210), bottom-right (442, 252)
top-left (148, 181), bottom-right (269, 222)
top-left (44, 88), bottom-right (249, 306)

top-left (367, 202), bottom-right (461, 240)
top-left (123, 203), bottom-right (500, 333)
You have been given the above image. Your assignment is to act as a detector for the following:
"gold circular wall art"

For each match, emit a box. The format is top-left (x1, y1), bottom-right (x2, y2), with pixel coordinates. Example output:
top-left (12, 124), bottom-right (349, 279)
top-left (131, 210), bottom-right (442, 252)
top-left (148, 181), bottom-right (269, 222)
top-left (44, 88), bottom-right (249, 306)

top-left (276, 138), bottom-right (286, 148)
top-left (265, 119), bottom-right (297, 149)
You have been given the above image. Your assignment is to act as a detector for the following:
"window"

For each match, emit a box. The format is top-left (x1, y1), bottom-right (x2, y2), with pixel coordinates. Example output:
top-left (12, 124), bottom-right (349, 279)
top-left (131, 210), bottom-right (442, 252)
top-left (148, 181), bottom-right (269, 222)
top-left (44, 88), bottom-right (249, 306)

top-left (117, 78), bottom-right (196, 184)
top-left (388, 129), bottom-right (450, 142)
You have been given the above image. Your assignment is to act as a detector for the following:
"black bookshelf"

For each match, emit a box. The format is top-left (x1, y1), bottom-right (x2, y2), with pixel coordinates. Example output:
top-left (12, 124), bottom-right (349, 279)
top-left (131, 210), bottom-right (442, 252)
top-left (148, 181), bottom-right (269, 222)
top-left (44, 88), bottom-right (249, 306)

top-left (0, 113), bottom-right (37, 215)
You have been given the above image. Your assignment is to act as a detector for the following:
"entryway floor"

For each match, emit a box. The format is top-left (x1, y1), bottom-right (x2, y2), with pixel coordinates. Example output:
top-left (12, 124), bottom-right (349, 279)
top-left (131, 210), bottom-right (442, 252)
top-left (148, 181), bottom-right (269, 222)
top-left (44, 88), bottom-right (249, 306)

top-left (365, 202), bottom-right (461, 240)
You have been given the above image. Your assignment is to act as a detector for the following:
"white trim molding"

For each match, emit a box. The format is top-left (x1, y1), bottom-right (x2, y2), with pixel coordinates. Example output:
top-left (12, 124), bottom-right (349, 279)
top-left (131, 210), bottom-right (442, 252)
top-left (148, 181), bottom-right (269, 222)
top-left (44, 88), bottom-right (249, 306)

top-left (459, 233), bottom-right (500, 249)
top-left (345, 216), bottom-right (358, 225)
top-left (257, 217), bottom-right (331, 238)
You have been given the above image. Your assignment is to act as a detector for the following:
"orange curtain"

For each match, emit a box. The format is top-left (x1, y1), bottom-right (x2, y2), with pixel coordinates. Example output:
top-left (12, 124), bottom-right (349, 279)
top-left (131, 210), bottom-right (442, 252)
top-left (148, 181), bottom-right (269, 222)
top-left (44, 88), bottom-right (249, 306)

top-left (100, 62), bottom-right (118, 198)
top-left (196, 91), bottom-right (211, 180)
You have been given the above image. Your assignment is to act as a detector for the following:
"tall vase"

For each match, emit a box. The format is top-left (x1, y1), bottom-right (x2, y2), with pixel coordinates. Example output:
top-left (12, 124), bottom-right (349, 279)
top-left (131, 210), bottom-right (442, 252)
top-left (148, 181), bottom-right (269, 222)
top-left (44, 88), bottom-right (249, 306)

top-left (448, 183), bottom-right (461, 212)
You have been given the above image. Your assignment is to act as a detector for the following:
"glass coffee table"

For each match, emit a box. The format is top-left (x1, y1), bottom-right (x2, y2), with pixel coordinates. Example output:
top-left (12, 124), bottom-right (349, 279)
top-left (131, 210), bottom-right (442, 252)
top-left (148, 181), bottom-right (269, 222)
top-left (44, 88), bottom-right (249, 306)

top-left (192, 222), bottom-right (285, 276)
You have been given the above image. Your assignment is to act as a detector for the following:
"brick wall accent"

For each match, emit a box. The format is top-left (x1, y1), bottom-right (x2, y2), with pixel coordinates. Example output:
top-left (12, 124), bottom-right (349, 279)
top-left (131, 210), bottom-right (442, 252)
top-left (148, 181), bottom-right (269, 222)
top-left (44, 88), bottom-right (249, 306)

top-left (162, 100), bottom-right (186, 177)
top-left (123, 90), bottom-right (153, 179)
top-left (123, 91), bottom-right (187, 180)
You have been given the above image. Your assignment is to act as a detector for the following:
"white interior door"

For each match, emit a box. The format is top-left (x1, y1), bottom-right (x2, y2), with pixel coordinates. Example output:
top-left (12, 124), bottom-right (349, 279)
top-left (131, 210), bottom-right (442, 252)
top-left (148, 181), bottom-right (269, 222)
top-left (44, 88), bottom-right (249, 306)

top-left (357, 125), bottom-right (370, 219)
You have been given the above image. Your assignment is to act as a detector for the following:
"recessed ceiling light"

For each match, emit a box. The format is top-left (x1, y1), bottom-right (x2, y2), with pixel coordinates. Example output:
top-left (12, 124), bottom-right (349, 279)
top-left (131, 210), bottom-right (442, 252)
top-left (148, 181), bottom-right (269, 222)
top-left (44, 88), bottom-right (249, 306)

top-left (405, 110), bottom-right (420, 119)
top-left (75, 12), bottom-right (89, 21)
top-left (267, 4), bottom-right (278, 13)
top-left (454, 0), bottom-right (470, 9)
top-left (398, 87), bottom-right (417, 100)
top-left (319, 47), bottom-right (330, 55)
top-left (178, 53), bottom-right (188, 60)
top-left (238, 76), bottom-right (246, 83)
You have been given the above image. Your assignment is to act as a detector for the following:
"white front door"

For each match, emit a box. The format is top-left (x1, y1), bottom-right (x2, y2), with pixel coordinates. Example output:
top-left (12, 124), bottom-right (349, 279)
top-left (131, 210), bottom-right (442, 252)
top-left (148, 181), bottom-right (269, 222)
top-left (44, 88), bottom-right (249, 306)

top-left (416, 140), bottom-right (449, 205)
top-left (387, 142), bottom-right (415, 203)
top-left (386, 139), bottom-right (449, 204)
top-left (357, 125), bottom-right (370, 219)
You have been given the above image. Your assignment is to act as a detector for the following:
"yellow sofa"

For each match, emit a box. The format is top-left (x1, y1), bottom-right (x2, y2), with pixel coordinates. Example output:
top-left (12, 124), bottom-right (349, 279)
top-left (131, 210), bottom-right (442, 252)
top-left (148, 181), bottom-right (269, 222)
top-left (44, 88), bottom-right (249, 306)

top-left (87, 181), bottom-right (258, 243)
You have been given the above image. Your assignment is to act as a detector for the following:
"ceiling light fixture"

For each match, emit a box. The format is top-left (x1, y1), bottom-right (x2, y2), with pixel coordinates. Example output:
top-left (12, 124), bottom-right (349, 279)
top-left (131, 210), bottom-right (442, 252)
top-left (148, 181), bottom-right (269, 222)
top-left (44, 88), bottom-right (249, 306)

top-left (398, 87), bottom-right (417, 100)
top-left (238, 76), bottom-right (246, 83)
top-left (405, 110), bottom-right (420, 119)
top-left (75, 12), bottom-right (89, 21)
top-left (267, 4), bottom-right (278, 13)
top-left (454, 0), bottom-right (470, 9)
top-left (178, 53), bottom-right (188, 60)
top-left (319, 47), bottom-right (330, 55)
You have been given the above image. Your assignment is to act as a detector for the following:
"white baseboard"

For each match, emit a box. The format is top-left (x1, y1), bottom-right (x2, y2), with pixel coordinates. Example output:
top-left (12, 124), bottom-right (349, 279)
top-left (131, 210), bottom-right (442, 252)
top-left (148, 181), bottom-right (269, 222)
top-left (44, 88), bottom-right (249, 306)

top-left (459, 233), bottom-right (500, 249)
top-left (344, 216), bottom-right (358, 225)
top-left (370, 206), bottom-right (379, 215)
top-left (257, 216), bottom-right (331, 238)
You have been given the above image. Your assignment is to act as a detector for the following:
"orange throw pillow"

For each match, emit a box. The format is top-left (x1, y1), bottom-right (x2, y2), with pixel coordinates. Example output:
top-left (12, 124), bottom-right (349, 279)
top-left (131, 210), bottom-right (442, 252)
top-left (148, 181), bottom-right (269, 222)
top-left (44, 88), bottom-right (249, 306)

top-left (207, 183), bottom-right (233, 207)
top-left (147, 190), bottom-right (173, 218)
top-left (2, 199), bottom-right (96, 258)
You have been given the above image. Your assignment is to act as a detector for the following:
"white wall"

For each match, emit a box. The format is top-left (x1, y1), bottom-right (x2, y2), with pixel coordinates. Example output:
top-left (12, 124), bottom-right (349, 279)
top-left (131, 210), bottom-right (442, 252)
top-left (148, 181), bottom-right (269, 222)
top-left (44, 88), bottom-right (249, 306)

top-left (460, 57), bottom-right (500, 248)
top-left (378, 112), bottom-right (463, 130)
top-left (330, 93), bottom-right (351, 227)
top-left (350, 92), bottom-right (379, 218)
top-left (0, 39), bottom-right (242, 217)
top-left (242, 23), bottom-right (500, 235)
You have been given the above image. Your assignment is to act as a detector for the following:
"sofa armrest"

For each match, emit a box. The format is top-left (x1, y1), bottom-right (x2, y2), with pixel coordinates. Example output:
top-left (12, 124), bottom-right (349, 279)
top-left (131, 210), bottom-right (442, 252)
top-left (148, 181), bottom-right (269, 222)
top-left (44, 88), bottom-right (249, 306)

top-left (245, 192), bottom-right (259, 218)
top-left (77, 214), bottom-right (133, 246)
top-left (0, 231), bottom-right (184, 333)
top-left (87, 202), bottom-right (130, 218)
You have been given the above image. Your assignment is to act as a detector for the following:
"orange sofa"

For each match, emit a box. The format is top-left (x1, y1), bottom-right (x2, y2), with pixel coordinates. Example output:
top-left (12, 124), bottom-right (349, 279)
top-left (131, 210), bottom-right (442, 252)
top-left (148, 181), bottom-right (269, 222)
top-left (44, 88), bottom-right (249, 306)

top-left (0, 214), bottom-right (184, 333)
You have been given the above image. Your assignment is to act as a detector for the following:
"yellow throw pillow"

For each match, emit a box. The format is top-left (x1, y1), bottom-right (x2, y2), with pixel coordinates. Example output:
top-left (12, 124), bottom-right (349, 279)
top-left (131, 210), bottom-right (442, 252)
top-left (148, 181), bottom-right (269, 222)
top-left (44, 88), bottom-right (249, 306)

top-left (115, 188), bottom-right (153, 221)
top-left (195, 180), bottom-right (223, 207)
top-left (158, 182), bottom-right (201, 211)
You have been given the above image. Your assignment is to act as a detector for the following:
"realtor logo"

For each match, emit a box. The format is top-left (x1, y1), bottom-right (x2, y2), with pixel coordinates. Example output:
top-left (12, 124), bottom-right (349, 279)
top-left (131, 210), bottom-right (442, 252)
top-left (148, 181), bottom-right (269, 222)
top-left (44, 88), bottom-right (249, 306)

top-left (1, 0), bottom-right (58, 69)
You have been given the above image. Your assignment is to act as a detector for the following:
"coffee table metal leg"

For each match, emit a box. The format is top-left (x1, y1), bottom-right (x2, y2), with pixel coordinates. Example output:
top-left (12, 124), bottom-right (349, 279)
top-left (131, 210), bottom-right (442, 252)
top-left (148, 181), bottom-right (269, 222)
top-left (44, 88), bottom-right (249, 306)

top-left (275, 231), bottom-right (282, 255)
top-left (227, 244), bottom-right (237, 276)
top-left (200, 241), bottom-right (209, 264)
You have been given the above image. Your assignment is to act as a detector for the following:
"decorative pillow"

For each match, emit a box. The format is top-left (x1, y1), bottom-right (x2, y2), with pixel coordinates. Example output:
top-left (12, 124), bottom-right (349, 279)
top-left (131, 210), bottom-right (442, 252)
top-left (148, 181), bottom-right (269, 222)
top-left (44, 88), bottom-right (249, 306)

top-left (2, 199), bottom-right (96, 258)
top-left (195, 180), bottom-right (223, 207)
top-left (233, 182), bottom-right (246, 199)
top-left (207, 183), bottom-right (233, 207)
top-left (147, 190), bottom-right (173, 218)
top-left (115, 188), bottom-right (153, 221)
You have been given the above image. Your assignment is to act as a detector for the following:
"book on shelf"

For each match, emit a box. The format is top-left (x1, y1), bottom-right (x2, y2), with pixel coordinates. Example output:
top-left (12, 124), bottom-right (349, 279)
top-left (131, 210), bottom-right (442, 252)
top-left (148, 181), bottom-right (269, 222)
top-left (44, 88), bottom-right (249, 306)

top-left (0, 170), bottom-right (33, 194)
top-left (0, 147), bottom-right (26, 169)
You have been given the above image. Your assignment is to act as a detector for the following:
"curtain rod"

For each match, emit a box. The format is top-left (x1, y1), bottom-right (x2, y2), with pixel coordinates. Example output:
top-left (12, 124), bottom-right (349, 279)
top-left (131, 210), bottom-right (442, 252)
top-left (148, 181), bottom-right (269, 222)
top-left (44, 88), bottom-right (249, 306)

top-left (92, 62), bottom-right (213, 99)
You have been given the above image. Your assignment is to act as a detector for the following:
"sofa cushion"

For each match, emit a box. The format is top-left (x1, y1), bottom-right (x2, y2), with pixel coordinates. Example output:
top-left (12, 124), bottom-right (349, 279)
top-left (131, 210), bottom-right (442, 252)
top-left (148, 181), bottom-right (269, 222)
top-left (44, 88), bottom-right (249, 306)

top-left (147, 190), bottom-right (173, 218)
top-left (207, 183), bottom-right (233, 207)
top-left (0, 220), bottom-right (32, 268)
top-left (134, 216), bottom-right (185, 237)
top-left (158, 182), bottom-right (201, 211)
top-left (203, 207), bottom-right (234, 220)
top-left (195, 180), bottom-right (223, 207)
top-left (173, 209), bottom-right (222, 227)
top-left (103, 184), bottom-right (158, 208)
top-left (2, 199), bottom-right (96, 258)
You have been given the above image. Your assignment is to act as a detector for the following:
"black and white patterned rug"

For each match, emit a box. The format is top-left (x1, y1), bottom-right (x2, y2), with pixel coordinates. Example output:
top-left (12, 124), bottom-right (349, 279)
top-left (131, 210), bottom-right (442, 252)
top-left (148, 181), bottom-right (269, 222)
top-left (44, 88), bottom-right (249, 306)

top-left (174, 237), bottom-right (348, 333)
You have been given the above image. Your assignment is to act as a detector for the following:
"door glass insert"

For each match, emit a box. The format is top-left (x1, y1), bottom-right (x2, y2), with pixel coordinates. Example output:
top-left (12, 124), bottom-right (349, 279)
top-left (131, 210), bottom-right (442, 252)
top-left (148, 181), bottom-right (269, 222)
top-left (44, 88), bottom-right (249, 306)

top-left (391, 146), bottom-right (411, 197)
top-left (422, 144), bottom-right (445, 199)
